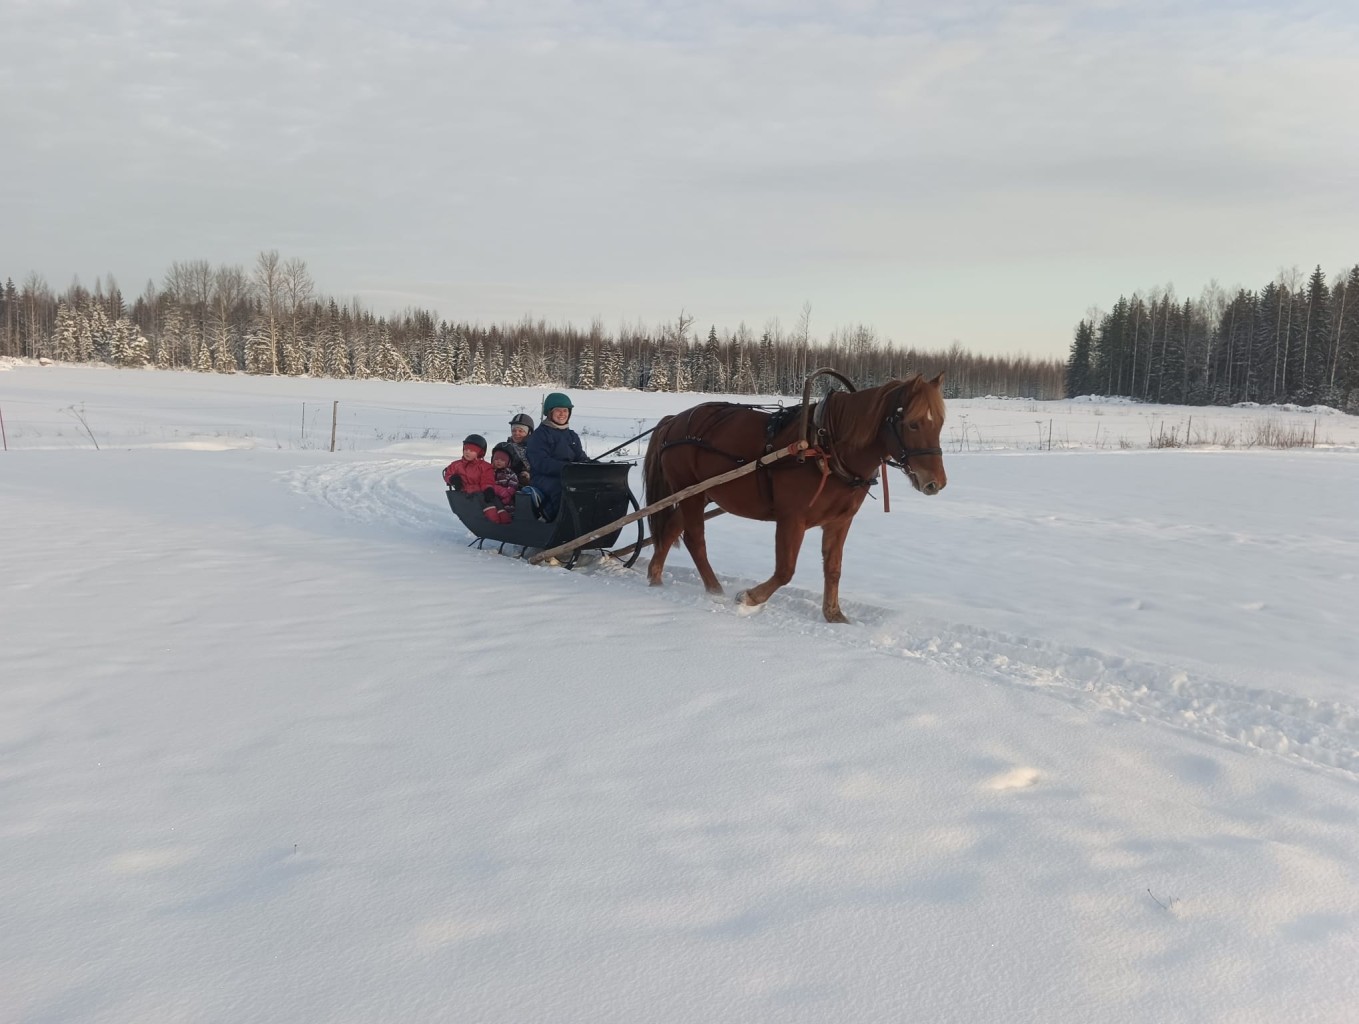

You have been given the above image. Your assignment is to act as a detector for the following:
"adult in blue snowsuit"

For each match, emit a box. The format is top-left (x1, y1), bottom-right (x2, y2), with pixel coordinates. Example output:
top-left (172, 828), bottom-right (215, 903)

top-left (524, 392), bottom-right (588, 520)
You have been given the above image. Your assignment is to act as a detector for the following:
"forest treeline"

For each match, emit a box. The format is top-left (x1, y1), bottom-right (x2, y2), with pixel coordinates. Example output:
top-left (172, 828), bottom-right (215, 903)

top-left (1067, 263), bottom-right (1359, 412)
top-left (0, 253), bottom-right (1062, 399)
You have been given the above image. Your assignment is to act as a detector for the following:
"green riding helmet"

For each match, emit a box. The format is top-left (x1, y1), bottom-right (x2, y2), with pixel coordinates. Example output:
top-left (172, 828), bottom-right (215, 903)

top-left (542, 392), bottom-right (574, 418)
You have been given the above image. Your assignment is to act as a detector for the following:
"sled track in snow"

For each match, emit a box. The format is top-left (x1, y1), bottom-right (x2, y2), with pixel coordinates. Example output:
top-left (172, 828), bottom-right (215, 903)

top-left (599, 563), bottom-right (1359, 783)
top-left (291, 458), bottom-right (1359, 783)
top-left (287, 459), bottom-right (448, 534)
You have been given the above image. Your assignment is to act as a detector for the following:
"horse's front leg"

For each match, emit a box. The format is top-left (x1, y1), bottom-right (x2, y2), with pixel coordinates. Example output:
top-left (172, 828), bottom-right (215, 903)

top-left (738, 519), bottom-right (807, 610)
top-left (820, 518), bottom-right (852, 623)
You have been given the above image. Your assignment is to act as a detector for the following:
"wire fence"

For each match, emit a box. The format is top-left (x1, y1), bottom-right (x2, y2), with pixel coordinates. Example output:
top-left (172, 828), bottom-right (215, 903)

top-left (0, 397), bottom-right (1341, 454)
top-left (0, 397), bottom-right (667, 456)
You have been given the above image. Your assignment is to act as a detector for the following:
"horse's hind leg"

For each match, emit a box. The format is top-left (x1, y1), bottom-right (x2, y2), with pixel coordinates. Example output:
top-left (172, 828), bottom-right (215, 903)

top-left (647, 503), bottom-right (686, 587)
top-left (677, 496), bottom-right (723, 595)
top-left (738, 519), bottom-right (807, 610)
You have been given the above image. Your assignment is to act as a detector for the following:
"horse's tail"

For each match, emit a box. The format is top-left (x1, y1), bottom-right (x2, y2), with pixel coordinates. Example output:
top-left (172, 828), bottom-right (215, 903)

top-left (645, 415), bottom-right (679, 544)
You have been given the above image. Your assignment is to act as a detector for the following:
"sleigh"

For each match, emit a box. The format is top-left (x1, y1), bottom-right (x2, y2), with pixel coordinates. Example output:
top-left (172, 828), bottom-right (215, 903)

top-left (446, 461), bottom-right (643, 568)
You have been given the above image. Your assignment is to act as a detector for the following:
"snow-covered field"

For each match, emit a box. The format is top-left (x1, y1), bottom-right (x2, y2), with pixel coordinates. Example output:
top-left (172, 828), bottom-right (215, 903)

top-left (4, 361), bottom-right (1359, 1023)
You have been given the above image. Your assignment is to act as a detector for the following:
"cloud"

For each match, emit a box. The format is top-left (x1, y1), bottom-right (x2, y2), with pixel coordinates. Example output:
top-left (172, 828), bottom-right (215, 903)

top-left (4, 0), bottom-right (1357, 356)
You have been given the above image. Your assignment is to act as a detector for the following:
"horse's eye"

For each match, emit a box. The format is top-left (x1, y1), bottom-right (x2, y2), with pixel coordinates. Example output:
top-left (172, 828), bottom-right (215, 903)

top-left (906, 421), bottom-right (920, 432)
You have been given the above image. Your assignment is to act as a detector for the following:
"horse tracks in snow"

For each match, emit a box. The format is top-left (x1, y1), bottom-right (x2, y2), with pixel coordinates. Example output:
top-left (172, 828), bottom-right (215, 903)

top-left (289, 457), bottom-right (1359, 784)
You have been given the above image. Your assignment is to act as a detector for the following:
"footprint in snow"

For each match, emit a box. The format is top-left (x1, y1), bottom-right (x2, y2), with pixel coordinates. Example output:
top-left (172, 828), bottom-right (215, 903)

top-left (986, 767), bottom-right (1041, 791)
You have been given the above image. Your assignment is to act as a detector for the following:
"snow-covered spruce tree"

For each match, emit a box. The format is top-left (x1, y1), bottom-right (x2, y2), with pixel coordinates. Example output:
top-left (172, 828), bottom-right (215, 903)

top-left (211, 323), bottom-right (237, 374)
top-left (483, 335), bottom-right (502, 383)
top-left (74, 303), bottom-right (95, 362)
top-left (349, 320), bottom-right (371, 380)
top-left (370, 321), bottom-right (413, 381)
top-left (279, 320), bottom-right (305, 375)
top-left (673, 345), bottom-right (692, 392)
top-left (422, 324), bottom-right (454, 383)
top-left (502, 347), bottom-right (526, 386)
top-left (598, 344), bottom-right (622, 389)
top-left (110, 317), bottom-right (149, 367)
top-left (646, 355), bottom-right (670, 391)
top-left (52, 302), bottom-right (80, 362)
top-left (755, 331), bottom-right (777, 394)
top-left (244, 314), bottom-right (275, 374)
top-left (193, 339), bottom-right (214, 373)
top-left (451, 327), bottom-right (472, 381)
top-left (576, 346), bottom-right (596, 389)
top-left (733, 346), bottom-right (756, 394)
top-left (467, 338), bottom-right (488, 385)
top-left (623, 353), bottom-right (643, 389)
top-left (159, 304), bottom-right (189, 368)
top-left (318, 300), bottom-right (349, 379)
top-left (85, 299), bottom-right (113, 363)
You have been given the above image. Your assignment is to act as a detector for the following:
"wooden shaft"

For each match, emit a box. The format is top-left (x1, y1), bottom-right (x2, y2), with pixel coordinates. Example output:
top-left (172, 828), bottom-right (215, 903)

top-left (527, 440), bottom-right (807, 565)
top-left (608, 507), bottom-right (726, 560)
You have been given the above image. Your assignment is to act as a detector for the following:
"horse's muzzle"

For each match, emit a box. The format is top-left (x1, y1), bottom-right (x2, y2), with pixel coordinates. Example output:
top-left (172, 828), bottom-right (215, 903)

top-left (906, 467), bottom-right (946, 496)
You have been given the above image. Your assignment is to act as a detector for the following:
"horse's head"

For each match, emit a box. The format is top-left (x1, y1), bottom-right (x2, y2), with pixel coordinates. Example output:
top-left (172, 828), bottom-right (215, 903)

top-left (886, 373), bottom-right (947, 495)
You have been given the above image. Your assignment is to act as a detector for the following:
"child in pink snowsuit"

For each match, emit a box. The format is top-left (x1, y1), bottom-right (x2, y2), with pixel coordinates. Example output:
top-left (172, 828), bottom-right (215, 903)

top-left (485, 443), bottom-right (521, 525)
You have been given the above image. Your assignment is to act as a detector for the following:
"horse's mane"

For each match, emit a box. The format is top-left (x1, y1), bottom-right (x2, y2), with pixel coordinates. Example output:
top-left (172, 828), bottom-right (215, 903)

top-left (832, 374), bottom-right (942, 451)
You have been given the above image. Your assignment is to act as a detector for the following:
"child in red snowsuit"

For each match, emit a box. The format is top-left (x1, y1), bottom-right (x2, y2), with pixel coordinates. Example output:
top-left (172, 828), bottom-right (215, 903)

top-left (443, 434), bottom-right (495, 498)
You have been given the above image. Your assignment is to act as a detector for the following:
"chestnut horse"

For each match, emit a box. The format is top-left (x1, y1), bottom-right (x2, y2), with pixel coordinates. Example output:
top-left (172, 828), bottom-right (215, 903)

top-left (644, 373), bottom-right (947, 622)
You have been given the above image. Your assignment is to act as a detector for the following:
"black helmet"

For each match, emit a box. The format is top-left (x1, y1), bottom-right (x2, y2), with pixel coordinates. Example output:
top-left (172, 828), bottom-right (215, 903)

top-left (462, 433), bottom-right (488, 454)
top-left (509, 413), bottom-right (534, 432)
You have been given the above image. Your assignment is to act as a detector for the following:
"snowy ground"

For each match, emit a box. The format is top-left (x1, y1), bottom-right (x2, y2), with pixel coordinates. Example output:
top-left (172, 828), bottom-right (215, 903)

top-left (3, 361), bottom-right (1359, 1023)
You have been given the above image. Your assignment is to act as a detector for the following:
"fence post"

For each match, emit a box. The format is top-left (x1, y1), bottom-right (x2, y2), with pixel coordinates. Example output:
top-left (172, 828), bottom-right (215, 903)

top-left (301, 402), bottom-right (306, 442)
top-left (330, 400), bottom-right (338, 453)
top-left (0, 405), bottom-right (7, 451)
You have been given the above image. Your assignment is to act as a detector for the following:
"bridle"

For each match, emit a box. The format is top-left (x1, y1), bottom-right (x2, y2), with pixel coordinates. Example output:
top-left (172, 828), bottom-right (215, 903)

top-left (881, 382), bottom-right (943, 475)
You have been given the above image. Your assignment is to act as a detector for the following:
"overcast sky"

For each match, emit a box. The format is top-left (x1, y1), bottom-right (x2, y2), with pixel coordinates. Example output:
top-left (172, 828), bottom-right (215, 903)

top-left (5, 0), bottom-right (1357, 358)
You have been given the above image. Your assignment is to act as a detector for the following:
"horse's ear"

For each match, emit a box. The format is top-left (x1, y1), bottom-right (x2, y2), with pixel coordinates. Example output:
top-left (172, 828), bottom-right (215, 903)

top-left (930, 372), bottom-right (945, 388)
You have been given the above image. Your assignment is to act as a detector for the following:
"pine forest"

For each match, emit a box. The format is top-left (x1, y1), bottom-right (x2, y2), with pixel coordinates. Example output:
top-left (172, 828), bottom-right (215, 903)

top-left (1066, 264), bottom-right (1359, 412)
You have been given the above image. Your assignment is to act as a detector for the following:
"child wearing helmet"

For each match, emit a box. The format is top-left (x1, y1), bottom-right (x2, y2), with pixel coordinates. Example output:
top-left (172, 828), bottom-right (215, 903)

top-left (504, 412), bottom-right (535, 485)
top-left (484, 443), bottom-right (521, 525)
top-left (524, 392), bottom-right (588, 520)
top-left (442, 433), bottom-right (496, 496)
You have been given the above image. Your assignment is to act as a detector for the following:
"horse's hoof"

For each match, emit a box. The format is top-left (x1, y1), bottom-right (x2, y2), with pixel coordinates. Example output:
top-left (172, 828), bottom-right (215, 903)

top-left (734, 591), bottom-right (764, 616)
top-left (825, 611), bottom-right (851, 624)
